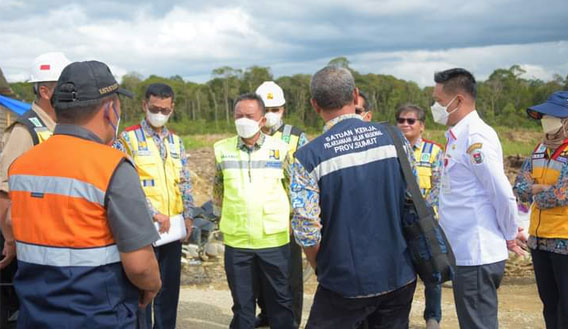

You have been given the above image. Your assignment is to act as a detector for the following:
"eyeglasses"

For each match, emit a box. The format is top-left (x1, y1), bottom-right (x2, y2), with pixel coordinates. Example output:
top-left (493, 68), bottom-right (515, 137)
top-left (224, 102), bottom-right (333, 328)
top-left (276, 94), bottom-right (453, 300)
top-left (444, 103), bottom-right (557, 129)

top-left (147, 106), bottom-right (172, 115)
top-left (396, 118), bottom-right (418, 125)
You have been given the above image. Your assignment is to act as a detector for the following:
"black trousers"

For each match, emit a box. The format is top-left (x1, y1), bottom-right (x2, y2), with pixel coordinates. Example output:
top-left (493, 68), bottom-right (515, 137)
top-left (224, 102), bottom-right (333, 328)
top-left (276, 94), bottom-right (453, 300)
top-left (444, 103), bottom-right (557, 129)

top-left (225, 244), bottom-right (295, 329)
top-left (144, 241), bottom-right (182, 329)
top-left (531, 249), bottom-right (568, 329)
top-left (257, 238), bottom-right (303, 327)
top-left (453, 261), bottom-right (506, 329)
top-left (305, 281), bottom-right (416, 329)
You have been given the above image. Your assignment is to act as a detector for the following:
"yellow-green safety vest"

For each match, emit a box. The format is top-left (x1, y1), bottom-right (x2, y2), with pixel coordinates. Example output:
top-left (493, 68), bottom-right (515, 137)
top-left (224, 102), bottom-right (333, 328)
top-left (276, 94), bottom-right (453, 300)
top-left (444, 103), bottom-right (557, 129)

top-left (214, 135), bottom-right (290, 249)
top-left (414, 139), bottom-right (443, 198)
top-left (122, 126), bottom-right (184, 216)
top-left (530, 142), bottom-right (568, 239)
top-left (273, 124), bottom-right (302, 160)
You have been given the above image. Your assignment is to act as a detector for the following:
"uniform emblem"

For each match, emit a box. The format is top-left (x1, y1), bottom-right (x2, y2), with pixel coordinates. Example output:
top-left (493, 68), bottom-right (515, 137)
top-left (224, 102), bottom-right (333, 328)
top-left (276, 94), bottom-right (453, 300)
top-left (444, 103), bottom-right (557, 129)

top-left (557, 156), bottom-right (568, 164)
top-left (421, 153), bottom-right (430, 162)
top-left (470, 149), bottom-right (484, 165)
top-left (269, 149), bottom-right (280, 160)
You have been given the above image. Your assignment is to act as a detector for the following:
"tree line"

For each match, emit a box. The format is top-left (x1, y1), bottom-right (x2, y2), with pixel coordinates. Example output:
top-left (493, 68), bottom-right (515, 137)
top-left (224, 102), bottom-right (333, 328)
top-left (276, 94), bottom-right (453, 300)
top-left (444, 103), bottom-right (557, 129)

top-left (9, 57), bottom-right (568, 135)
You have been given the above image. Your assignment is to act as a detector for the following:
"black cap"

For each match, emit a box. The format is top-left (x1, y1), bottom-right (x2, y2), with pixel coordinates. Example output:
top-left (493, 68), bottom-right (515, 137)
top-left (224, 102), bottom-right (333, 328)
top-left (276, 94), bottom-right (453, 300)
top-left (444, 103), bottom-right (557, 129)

top-left (52, 60), bottom-right (133, 109)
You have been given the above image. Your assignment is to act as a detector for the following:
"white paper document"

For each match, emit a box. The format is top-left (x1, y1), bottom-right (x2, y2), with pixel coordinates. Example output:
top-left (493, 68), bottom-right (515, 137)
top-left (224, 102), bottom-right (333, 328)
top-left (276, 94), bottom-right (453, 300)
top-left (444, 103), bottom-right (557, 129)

top-left (153, 214), bottom-right (187, 247)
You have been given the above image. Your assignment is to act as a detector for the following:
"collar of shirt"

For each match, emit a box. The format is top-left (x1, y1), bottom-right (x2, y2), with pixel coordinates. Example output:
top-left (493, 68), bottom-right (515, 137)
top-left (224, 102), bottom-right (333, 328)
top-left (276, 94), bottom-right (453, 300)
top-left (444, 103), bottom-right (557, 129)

top-left (323, 114), bottom-right (362, 133)
top-left (54, 123), bottom-right (104, 143)
top-left (237, 132), bottom-right (266, 153)
top-left (32, 102), bottom-right (56, 131)
top-left (445, 110), bottom-right (479, 143)
top-left (412, 137), bottom-right (424, 151)
top-left (266, 120), bottom-right (285, 135)
top-left (141, 118), bottom-right (170, 140)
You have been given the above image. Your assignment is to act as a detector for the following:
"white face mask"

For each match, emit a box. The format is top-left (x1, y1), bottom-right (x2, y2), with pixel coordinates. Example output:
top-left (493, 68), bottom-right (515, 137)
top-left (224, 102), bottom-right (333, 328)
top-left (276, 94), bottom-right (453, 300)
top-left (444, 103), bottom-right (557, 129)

top-left (541, 115), bottom-right (564, 134)
top-left (430, 96), bottom-right (459, 125)
top-left (235, 117), bottom-right (261, 138)
top-left (146, 111), bottom-right (171, 128)
top-left (264, 112), bottom-right (282, 128)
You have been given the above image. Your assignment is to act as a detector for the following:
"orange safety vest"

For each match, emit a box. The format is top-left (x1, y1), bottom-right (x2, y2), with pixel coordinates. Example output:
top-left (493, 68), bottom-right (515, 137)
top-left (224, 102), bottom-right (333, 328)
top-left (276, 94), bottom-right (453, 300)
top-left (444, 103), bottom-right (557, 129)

top-left (8, 133), bottom-right (138, 328)
top-left (10, 134), bottom-right (125, 251)
top-left (530, 142), bottom-right (568, 239)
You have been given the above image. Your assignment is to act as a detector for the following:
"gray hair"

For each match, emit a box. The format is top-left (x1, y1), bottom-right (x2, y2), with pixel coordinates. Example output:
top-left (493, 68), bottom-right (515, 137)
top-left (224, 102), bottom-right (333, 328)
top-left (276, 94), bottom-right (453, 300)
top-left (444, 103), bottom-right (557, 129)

top-left (310, 65), bottom-right (355, 111)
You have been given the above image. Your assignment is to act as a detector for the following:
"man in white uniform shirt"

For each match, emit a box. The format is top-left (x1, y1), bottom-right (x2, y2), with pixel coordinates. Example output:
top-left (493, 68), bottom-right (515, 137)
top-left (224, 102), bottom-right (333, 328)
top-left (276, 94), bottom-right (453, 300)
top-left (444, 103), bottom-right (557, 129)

top-left (431, 68), bottom-right (526, 329)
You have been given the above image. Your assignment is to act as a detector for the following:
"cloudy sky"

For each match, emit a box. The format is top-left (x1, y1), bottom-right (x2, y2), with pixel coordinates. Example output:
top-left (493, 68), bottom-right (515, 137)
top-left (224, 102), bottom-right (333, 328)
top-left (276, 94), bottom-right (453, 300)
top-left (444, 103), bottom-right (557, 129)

top-left (1, 0), bottom-right (567, 87)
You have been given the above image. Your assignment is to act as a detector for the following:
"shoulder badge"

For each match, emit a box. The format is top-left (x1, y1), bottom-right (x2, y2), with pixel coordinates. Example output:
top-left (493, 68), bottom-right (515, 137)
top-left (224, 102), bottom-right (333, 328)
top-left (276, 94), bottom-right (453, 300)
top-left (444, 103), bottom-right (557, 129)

top-left (467, 143), bottom-right (483, 154)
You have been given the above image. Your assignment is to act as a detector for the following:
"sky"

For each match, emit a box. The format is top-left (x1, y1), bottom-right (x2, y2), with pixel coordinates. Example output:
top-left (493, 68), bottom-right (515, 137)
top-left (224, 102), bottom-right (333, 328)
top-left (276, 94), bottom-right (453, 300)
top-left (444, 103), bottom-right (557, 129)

top-left (1, 0), bottom-right (567, 87)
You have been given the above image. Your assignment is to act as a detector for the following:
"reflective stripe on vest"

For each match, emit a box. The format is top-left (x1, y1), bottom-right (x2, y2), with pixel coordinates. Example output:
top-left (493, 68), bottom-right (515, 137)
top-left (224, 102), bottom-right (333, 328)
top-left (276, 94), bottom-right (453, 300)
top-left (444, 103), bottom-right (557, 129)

top-left (529, 142), bottom-right (568, 238)
top-left (214, 135), bottom-right (290, 249)
top-left (273, 124), bottom-right (301, 160)
top-left (311, 145), bottom-right (397, 181)
top-left (16, 242), bottom-right (120, 267)
top-left (414, 140), bottom-right (442, 196)
top-left (9, 174), bottom-right (106, 206)
top-left (124, 127), bottom-right (184, 216)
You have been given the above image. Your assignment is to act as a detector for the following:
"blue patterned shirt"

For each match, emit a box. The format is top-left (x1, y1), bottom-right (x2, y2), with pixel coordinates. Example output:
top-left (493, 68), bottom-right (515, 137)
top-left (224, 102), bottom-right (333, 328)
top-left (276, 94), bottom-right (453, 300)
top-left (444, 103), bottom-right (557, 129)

top-left (514, 155), bottom-right (568, 255)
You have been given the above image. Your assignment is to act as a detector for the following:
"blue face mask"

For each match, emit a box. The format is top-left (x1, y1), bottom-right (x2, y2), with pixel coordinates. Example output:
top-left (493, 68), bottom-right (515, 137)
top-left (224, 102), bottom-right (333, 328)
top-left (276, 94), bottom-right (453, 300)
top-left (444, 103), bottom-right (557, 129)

top-left (104, 102), bottom-right (120, 139)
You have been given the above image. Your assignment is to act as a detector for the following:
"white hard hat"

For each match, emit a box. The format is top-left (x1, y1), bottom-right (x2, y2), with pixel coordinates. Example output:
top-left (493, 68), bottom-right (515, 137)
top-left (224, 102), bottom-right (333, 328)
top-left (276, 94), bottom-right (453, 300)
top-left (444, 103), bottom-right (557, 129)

top-left (255, 81), bottom-right (285, 107)
top-left (29, 52), bottom-right (71, 83)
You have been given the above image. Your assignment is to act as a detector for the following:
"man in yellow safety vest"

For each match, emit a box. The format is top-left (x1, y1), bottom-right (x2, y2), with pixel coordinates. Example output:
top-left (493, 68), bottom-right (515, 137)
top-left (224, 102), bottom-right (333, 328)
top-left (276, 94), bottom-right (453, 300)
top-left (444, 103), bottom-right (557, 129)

top-left (116, 83), bottom-right (194, 329)
top-left (213, 93), bottom-right (295, 329)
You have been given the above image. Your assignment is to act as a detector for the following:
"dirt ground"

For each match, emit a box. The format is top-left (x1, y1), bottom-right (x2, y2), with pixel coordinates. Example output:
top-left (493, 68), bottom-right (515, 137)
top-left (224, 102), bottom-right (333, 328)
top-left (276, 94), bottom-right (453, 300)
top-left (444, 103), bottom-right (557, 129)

top-left (178, 257), bottom-right (543, 329)
top-left (183, 142), bottom-right (545, 329)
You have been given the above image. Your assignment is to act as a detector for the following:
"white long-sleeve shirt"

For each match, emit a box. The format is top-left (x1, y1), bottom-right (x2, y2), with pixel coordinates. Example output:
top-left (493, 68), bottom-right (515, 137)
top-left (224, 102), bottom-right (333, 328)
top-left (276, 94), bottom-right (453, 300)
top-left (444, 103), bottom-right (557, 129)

top-left (439, 111), bottom-right (519, 266)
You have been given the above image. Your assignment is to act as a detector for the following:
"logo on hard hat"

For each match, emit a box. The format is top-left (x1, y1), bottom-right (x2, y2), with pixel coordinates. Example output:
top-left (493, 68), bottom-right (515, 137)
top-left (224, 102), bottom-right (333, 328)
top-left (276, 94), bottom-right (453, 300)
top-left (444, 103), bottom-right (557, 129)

top-left (267, 92), bottom-right (274, 100)
top-left (40, 65), bottom-right (51, 71)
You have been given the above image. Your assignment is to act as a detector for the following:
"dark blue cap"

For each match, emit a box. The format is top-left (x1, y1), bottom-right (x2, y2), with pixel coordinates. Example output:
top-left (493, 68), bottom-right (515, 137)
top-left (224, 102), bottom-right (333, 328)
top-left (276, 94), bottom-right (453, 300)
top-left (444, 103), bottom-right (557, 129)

top-left (52, 60), bottom-right (133, 110)
top-left (527, 91), bottom-right (568, 119)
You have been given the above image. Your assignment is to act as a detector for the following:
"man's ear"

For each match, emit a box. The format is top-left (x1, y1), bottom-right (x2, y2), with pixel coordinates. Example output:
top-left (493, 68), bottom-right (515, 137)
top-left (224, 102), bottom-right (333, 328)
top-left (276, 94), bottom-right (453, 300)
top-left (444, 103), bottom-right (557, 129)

top-left (310, 98), bottom-right (321, 115)
top-left (38, 85), bottom-right (53, 101)
top-left (142, 99), bottom-right (147, 112)
top-left (259, 115), bottom-right (267, 127)
top-left (353, 88), bottom-right (360, 106)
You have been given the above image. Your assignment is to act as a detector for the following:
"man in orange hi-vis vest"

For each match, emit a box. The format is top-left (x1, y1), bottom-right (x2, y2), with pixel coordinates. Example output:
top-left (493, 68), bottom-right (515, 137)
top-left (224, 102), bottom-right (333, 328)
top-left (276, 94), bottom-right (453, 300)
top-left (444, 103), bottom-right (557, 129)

top-left (8, 61), bottom-right (161, 329)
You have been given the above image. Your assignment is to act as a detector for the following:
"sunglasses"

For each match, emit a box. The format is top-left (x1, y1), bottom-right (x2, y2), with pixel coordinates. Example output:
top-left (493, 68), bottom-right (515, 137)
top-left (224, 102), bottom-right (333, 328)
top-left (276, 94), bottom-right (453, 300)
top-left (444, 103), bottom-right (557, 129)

top-left (396, 117), bottom-right (419, 125)
top-left (147, 106), bottom-right (172, 115)
top-left (527, 110), bottom-right (543, 120)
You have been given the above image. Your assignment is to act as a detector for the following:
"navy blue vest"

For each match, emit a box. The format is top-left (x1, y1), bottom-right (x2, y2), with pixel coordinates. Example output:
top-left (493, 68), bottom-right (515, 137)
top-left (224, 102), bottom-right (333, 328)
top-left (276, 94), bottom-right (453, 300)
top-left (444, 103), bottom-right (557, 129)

top-left (294, 118), bottom-right (415, 297)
